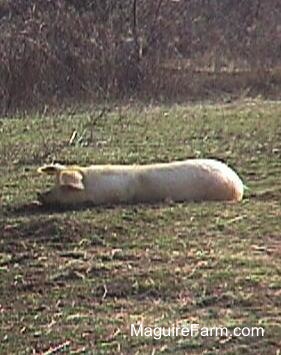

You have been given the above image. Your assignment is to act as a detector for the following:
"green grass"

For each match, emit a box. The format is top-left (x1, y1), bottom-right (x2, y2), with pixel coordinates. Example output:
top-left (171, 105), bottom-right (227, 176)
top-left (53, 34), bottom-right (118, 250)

top-left (0, 100), bottom-right (280, 354)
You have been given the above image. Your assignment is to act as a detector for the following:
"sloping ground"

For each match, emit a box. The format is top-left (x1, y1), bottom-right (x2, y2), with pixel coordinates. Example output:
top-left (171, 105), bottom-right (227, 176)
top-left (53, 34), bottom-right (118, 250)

top-left (0, 100), bottom-right (280, 353)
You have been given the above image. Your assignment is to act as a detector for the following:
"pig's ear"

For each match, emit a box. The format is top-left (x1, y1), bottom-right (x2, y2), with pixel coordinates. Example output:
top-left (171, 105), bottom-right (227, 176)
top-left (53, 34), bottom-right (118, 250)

top-left (59, 169), bottom-right (84, 190)
top-left (37, 164), bottom-right (65, 175)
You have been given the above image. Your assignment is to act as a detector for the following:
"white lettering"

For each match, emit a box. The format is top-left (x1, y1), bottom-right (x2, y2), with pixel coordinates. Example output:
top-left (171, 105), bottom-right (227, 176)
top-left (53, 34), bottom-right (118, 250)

top-left (144, 326), bottom-right (152, 337)
top-left (181, 326), bottom-right (190, 336)
top-left (130, 323), bottom-right (265, 339)
top-left (191, 323), bottom-right (199, 336)
top-left (130, 323), bottom-right (143, 337)
top-left (153, 327), bottom-right (162, 339)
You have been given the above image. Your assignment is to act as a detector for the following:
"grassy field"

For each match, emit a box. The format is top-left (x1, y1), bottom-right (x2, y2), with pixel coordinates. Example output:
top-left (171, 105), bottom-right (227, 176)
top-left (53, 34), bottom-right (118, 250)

top-left (0, 100), bottom-right (280, 354)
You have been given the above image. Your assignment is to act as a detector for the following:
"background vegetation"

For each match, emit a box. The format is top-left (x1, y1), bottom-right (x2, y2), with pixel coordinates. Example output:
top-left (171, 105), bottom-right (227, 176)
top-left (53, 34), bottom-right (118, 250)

top-left (1, 0), bottom-right (281, 114)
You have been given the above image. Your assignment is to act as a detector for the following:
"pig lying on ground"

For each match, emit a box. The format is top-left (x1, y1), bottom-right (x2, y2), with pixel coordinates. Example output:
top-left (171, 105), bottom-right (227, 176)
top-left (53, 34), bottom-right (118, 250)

top-left (37, 159), bottom-right (244, 206)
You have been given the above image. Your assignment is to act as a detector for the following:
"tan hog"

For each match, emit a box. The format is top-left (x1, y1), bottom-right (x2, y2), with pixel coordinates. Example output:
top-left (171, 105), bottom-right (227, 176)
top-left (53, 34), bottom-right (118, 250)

top-left (37, 159), bottom-right (244, 206)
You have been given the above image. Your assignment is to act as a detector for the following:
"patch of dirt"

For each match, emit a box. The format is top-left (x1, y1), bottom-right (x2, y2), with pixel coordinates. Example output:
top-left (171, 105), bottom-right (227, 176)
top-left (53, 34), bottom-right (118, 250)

top-left (1, 217), bottom-right (99, 253)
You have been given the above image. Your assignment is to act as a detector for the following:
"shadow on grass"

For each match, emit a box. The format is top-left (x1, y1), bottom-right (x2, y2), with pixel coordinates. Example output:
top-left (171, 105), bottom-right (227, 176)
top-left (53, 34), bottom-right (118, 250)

top-left (2, 199), bottom-right (178, 218)
top-left (1, 201), bottom-right (116, 218)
